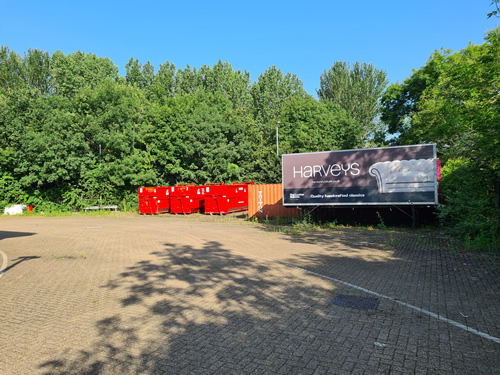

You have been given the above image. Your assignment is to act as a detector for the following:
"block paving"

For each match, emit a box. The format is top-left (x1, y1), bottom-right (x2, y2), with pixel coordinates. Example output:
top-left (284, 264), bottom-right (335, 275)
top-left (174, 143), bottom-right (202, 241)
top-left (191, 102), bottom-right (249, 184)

top-left (0, 214), bottom-right (498, 374)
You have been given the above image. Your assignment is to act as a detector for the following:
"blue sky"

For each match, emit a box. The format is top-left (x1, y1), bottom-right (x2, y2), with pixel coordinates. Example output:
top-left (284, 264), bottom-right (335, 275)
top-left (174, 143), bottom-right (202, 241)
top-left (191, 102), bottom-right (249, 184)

top-left (1, 1), bottom-right (498, 96)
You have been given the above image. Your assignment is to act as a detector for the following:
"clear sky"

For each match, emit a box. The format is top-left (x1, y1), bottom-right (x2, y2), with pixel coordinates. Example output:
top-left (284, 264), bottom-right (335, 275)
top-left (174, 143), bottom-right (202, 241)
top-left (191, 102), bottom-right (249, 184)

top-left (1, 1), bottom-right (498, 96)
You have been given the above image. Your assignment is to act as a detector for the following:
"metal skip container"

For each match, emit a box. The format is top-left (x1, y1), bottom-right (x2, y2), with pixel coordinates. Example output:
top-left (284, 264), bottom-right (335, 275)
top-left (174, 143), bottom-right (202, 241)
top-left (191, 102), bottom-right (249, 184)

top-left (169, 184), bottom-right (206, 214)
top-left (248, 184), bottom-right (301, 220)
top-left (204, 182), bottom-right (254, 215)
top-left (138, 187), bottom-right (171, 215)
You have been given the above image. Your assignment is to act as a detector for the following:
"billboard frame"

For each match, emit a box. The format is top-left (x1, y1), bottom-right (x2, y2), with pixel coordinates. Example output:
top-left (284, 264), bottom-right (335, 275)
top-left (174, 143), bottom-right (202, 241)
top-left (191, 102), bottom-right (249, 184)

top-left (282, 144), bottom-right (438, 207)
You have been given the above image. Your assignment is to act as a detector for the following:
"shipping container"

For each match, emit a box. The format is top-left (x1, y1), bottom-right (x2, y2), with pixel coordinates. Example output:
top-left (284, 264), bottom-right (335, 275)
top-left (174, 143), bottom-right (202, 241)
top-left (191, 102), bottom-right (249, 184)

top-left (248, 184), bottom-right (301, 219)
top-left (205, 182), bottom-right (254, 214)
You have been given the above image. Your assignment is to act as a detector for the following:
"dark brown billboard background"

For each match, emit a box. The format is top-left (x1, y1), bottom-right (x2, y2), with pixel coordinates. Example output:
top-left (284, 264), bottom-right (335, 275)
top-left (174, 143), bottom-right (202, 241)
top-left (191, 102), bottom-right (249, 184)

top-left (282, 144), bottom-right (437, 205)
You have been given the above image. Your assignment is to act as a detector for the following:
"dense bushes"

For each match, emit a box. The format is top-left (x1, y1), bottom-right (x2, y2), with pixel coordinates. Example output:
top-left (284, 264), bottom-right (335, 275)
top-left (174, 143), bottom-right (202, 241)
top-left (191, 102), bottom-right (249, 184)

top-left (1, 33), bottom-right (498, 247)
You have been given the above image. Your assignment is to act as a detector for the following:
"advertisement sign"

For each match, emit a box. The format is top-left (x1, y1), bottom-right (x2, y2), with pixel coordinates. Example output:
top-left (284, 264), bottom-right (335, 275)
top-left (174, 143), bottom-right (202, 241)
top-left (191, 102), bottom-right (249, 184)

top-left (282, 144), bottom-right (438, 206)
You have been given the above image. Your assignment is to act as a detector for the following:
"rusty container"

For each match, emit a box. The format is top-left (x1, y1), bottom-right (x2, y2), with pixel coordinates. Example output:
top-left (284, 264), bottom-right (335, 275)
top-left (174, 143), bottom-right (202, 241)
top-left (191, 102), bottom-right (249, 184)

top-left (248, 184), bottom-right (301, 219)
top-left (205, 182), bottom-right (254, 214)
top-left (170, 184), bottom-right (206, 214)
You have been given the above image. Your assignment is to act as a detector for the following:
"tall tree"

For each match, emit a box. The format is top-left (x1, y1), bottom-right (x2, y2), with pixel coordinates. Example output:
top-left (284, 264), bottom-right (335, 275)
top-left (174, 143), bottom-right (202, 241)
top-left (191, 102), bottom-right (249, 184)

top-left (150, 61), bottom-right (176, 103)
top-left (381, 28), bottom-right (500, 238)
top-left (0, 47), bottom-right (25, 92)
top-left (197, 60), bottom-right (252, 112)
top-left (277, 96), bottom-right (357, 154)
top-left (382, 29), bottom-right (499, 168)
top-left (380, 53), bottom-right (442, 141)
top-left (0, 47), bottom-right (51, 95)
top-left (125, 58), bottom-right (154, 89)
top-left (317, 61), bottom-right (388, 147)
top-left (51, 51), bottom-right (118, 97)
top-left (24, 49), bottom-right (51, 96)
top-left (251, 65), bottom-right (307, 124)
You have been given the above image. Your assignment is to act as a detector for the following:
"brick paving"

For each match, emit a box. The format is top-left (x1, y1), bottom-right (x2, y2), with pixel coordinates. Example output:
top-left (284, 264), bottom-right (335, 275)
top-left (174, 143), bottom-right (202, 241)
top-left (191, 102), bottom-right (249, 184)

top-left (0, 215), bottom-right (499, 374)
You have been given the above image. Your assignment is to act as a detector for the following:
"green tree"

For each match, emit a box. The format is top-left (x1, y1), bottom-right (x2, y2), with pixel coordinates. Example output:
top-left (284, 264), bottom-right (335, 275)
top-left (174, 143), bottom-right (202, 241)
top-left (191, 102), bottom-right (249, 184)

top-left (175, 65), bottom-right (200, 96)
top-left (317, 61), bottom-right (388, 147)
top-left (150, 61), bottom-right (176, 103)
top-left (0, 47), bottom-right (51, 96)
top-left (277, 96), bottom-right (357, 154)
top-left (24, 49), bottom-right (51, 96)
top-left (251, 65), bottom-right (307, 124)
top-left (380, 54), bottom-right (442, 141)
top-left (197, 60), bottom-right (252, 113)
top-left (51, 51), bottom-right (118, 97)
top-left (0, 47), bottom-right (26, 93)
top-left (73, 80), bottom-right (157, 203)
top-left (125, 57), bottom-right (154, 91)
top-left (381, 28), bottom-right (500, 240)
top-left (385, 29), bottom-right (499, 168)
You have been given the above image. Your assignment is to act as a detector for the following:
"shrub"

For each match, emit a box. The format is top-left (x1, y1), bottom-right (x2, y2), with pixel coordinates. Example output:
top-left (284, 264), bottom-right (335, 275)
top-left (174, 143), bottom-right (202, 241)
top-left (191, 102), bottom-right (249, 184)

top-left (439, 157), bottom-right (498, 244)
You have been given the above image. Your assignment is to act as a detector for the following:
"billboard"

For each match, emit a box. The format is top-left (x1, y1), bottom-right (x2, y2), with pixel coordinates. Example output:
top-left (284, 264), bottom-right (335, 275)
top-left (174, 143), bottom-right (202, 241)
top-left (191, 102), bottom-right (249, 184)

top-left (282, 144), bottom-right (438, 206)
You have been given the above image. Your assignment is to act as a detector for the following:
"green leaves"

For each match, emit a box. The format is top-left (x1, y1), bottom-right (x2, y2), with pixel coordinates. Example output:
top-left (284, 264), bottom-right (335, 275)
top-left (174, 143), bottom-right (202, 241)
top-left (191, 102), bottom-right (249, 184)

top-left (0, 48), bottom-right (390, 210)
top-left (51, 51), bottom-right (119, 97)
top-left (277, 96), bottom-right (357, 154)
top-left (251, 65), bottom-right (307, 124)
top-left (318, 61), bottom-right (388, 147)
top-left (380, 28), bottom-right (500, 239)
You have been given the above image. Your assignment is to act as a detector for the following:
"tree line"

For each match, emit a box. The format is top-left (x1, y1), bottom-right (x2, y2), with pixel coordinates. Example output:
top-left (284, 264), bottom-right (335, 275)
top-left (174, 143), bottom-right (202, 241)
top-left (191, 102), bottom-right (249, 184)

top-left (1, 28), bottom-right (498, 240)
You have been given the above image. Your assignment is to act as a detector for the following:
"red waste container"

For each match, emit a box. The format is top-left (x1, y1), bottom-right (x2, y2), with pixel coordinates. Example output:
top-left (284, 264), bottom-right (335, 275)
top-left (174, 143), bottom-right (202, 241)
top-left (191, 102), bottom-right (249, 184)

top-left (155, 187), bottom-right (171, 214)
top-left (204, 182), bottom-right (254, 214)
top-left (169, 184), bottom-right (206, 214)
top-left (138, 187), bottom-right (172, 215)
top-left (139, 187), bottom-right (158, 215)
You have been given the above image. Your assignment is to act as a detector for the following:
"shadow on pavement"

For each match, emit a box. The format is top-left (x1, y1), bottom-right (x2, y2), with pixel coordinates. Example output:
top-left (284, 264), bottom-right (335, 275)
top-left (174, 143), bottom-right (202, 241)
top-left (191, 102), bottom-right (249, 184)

top-left (1, 256), bottom-right (41, 274)
top-left (0, 230), bottom-right (36, 240)
top-left (38, 240), bottom-right (342, 374)
top-left (36, 224), bottom-right (500, 374)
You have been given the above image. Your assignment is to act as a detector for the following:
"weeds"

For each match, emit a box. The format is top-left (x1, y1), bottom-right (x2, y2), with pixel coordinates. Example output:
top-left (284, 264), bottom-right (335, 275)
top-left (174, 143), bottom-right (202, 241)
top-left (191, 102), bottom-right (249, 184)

top-left (376, 211), bottom-right (387, 230)
top-left (52, 254), bottom-right (75, 260)
top-left (463, 228), bottom-right (499, 253)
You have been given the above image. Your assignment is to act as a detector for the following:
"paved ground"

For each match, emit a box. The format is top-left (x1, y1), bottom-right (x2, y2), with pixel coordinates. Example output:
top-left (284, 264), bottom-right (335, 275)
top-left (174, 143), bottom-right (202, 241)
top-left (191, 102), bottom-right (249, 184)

top-left (0, 214), bottom-right (499, 374)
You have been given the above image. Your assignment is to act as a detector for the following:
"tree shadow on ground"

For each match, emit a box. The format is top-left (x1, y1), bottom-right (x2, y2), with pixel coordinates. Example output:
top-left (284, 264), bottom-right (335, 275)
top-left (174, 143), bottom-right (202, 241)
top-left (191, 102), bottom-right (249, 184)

top-left (35, 223), bottom-right (500, 374)
top-left (38, 240), bottom-right (347, 374)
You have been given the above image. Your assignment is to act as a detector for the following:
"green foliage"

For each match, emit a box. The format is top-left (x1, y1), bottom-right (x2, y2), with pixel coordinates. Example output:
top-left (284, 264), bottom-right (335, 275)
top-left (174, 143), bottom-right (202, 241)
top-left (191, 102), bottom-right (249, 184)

top-left (251, 65), bottom-right (307, 124)
top-left (51, 50), bottom-right (119, 97)
top-left (318, 61), bottom-right (388, 147)
top-left (382, 29), bottom-right (499, 169)
top-left (380, 54), bottom-right (441, 140)
top-left (277, 96), bottom-right (358, 153)
top-left (439, 158), bottom-right (498, 239)
top-left (2, 40), bottom-right (494, 237)
top-left (381, 28), bottom-right (500, 240)
top-left (488, 0), bottom-right (500, 18)
top-left (376, 211), bottom-right (387, 230)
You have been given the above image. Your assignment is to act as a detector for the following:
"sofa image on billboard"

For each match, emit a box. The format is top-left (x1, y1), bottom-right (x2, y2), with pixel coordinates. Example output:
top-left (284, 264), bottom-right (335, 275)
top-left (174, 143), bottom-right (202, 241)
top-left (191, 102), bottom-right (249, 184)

top-left (368, 159), bottom-right (435, 194)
